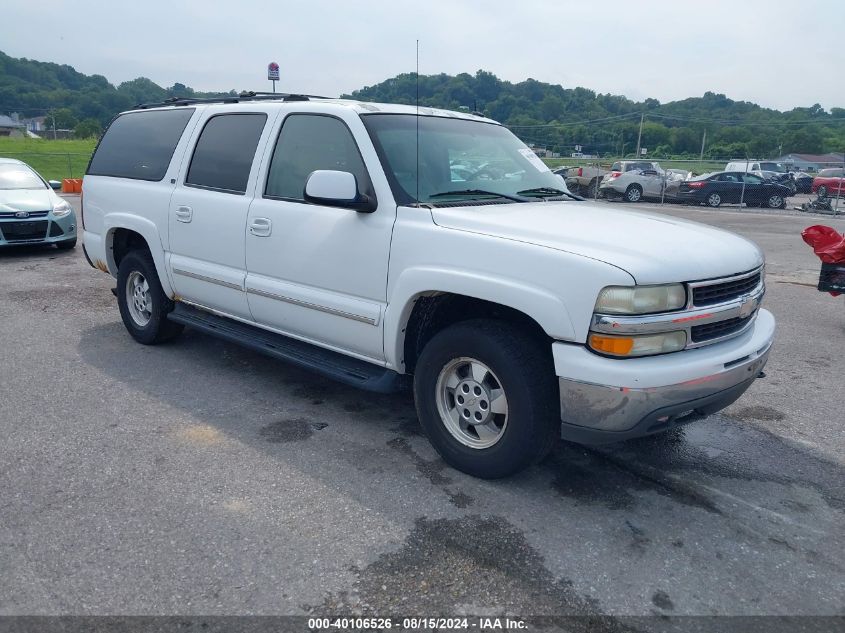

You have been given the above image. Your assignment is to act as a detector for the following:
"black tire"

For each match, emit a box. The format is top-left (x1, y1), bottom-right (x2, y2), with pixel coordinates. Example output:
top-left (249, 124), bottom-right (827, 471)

top-left (55, 237), bottom-right (76, 250)
top-left (624, 184), bottom-right (642, 203)
top-left (706, 192), bottom-right (722, 208)
top-left (116, 249), bottom-right (184, 345)
top-left (817, 185), bottom-right (828, 198)
top-left (413, 320), bottom-right (559, 479)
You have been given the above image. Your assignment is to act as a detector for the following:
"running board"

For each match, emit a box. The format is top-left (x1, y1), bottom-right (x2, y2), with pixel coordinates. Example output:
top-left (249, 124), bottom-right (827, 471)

top-left (167, 303), bottom-right (403, 393)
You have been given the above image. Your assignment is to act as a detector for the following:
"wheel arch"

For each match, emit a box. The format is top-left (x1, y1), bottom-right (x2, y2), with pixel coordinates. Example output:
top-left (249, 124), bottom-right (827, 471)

top-left (104, 214), bottom-right (173, 297)
top-left (385, 268), bottom-right (577, 373)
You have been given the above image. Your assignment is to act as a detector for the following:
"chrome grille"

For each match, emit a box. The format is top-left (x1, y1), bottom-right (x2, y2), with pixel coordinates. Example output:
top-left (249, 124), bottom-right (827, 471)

top-left (691, 314), bottom-right (754, 343)
top-left (692, 270), bottom-right (762, 307)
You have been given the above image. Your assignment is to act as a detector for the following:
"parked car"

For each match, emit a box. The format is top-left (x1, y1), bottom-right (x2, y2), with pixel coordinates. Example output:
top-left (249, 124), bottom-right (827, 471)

top-left (677, 171), bottom-right (791, 208)
top-left (82, 96), bottom-right (774, 478)
top-left (562, 164), bottom-right (608, 197)
top-left (599, 161), bottom-right (686, 202)
top-left (791, 171), bottom-right (814, 194)
top-left (812, 168), bottom-right (845, 198)
top-left (0, 158), bottom-right (77, 249)
top-left (759, 170), bottom-right (797, 195)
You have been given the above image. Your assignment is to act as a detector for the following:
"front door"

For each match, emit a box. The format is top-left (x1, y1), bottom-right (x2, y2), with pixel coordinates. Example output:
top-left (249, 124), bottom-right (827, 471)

top-left (245, 112), bottom-right (395, 362)
top-left (168, 110), bottom-right (273, 319)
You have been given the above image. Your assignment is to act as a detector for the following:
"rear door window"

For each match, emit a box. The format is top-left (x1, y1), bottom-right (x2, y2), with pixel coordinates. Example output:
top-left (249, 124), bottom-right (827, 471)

top-left (87, 109), bottom-right (195, 181)
top-left (185, 113), bottom-right (268, 194)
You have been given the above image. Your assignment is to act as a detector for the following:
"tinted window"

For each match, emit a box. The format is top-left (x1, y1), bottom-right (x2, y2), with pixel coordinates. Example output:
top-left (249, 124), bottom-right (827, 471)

top-left (265, 115), bottom-right (370, 200)
top-left (0, 163), bottom-right (45, 190)
top-left (186, 113), bottom-right (267, 193)
top-left (88, 109), bottom-right (194, 181)
top-left (717, 173), bottom-right (740, 182)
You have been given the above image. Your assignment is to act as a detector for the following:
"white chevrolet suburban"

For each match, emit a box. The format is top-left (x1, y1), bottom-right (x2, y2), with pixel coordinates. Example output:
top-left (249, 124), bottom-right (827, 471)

top-left (82, 94), bottom-right (775, 478)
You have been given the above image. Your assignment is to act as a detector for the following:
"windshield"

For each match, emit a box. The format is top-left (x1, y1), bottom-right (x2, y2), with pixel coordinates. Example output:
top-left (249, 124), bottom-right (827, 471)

top-left (361, 114), bottom-right (567, 204)
top-left (0, 163), bottom-right (45, 190)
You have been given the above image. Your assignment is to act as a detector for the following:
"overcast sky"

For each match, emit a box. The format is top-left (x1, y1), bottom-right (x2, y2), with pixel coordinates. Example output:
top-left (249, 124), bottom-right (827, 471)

top-left (3, 0), bottom-right (843, 112)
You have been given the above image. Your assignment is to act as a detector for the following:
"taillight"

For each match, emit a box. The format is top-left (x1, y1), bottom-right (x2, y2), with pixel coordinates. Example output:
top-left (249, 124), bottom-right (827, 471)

top-left (687, 182), bottom-right (705, 188)
top-left (609, 171), bottom-right (621, 179)
top-left (577, 167), bottom-right (583, 177)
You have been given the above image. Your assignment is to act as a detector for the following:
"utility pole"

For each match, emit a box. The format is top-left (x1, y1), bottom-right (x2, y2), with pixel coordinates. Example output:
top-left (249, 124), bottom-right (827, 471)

top-left (635, 113), bottom-right (644, 158)
top-left (699, 129), bottom-right (707, 162)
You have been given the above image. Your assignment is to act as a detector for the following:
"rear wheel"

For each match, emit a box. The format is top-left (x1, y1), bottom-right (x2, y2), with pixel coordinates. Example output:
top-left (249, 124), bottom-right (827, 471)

top-left (625, 184), bottom-right (643, 203)
top-left (413, 320), bottom-right (559, 479)
top-left (117, 250), bottom-right (184, 345)
top-left (706, 192), bottom-right (722, 207)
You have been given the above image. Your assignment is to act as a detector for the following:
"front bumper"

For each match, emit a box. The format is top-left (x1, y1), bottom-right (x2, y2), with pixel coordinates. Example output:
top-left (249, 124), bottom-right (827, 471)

top-left (0, 213), bottom-right (76, 246)
top-left (554, 308), bottom-right (775, 444)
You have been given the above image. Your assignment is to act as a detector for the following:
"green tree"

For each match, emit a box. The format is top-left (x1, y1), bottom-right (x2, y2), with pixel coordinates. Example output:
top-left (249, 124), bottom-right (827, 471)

top-left (74, 118), bottom-right (102, 138)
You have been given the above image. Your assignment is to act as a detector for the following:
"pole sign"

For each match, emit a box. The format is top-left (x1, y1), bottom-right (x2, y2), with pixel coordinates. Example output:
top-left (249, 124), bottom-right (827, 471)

top-left (641, 148), bottom-right (648, 156)
top-left (267, 62), bottom-right (280, 81)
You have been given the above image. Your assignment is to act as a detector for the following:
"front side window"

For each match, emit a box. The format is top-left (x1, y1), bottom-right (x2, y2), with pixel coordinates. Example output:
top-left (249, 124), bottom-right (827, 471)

top-left (265, 114), bottom-right (371, 201)
top-left (0, 163), bottom-right (45, 190)
top-left (88, 108), bottom-right (195, 181)
top-left (362, 114), bottom-right (567, 205)
top-left (186, 113), bottom-right (267, 194)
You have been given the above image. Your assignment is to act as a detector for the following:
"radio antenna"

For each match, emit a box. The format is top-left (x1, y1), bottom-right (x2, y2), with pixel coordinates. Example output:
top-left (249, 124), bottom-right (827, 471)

top-left (415, 39), bottom-right (420, 205)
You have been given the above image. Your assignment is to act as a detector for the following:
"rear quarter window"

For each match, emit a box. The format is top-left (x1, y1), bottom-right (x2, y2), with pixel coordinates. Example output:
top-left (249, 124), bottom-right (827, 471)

top-left (87, 109), bottom-right (195, 181)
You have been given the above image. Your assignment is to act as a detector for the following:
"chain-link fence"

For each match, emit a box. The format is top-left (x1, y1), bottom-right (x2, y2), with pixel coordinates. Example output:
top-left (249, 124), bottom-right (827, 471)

top-left (537, 154), bottom-right (841, 215)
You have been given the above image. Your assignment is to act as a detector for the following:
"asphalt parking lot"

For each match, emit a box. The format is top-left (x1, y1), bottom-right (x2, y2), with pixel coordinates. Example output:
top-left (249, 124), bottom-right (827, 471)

top-left (1, 195), bottom-right (844, 621)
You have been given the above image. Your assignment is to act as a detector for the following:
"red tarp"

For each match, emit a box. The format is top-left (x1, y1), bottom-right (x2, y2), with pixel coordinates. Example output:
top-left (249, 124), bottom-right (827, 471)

top-left (801, 225), bottom-right (845, 264)
top-left (802, 225), bottom-right (845, 296)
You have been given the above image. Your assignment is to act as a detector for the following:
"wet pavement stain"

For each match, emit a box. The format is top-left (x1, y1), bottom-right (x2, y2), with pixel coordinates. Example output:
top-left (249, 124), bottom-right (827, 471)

top-left (259, 418), bottom-right (328, 443)
top-left (651, 590), bottom-right (674, 611)
top-left (387, 437), bottom-right (452, 487)
top-left (733, 405), bottom-right (786, 421)
top-left (316, 515), bottom-right (633, 629)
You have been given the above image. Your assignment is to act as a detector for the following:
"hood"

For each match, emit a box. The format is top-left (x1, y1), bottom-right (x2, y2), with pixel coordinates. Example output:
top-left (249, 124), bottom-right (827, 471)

top-left (430, 201), bottom-right (764, 284)
top-left (0, 188), bottom-right (53, 214)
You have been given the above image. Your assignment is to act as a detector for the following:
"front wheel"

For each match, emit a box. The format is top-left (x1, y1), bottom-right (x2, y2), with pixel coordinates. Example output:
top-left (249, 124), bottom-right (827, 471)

top-left (117, 250), bottom-right (184, 345)
top-left (707, 192), bottom-right (722, 207)
top-left (413, 320), bottom-right (559, 479)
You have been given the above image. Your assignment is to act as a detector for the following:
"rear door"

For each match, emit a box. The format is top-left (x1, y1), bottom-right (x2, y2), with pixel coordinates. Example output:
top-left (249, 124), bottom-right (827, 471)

top-left (167, 108), bottom-right (276, 319)
top-left (715, 172), bottom-right (743, 202)
top-left (740, 173), bottom-right (766, 204)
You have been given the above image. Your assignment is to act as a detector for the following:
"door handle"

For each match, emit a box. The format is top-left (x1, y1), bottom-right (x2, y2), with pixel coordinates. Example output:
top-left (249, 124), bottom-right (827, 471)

top-left (249, 217), bottom-right (272, 237)
top-left (175, 205), bottom-right (193, 223)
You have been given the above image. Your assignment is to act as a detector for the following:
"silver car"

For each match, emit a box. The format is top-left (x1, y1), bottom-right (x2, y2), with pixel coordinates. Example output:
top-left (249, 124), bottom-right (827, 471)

top-left (0, 158), bottom-right (77, 249)
top-left (599, 161), bottom-right (689, 202)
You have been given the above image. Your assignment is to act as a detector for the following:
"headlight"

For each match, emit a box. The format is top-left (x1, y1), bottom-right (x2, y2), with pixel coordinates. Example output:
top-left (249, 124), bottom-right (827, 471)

top-left (589, 331), bottom-right (687, 357)
top-left (52, 201), bottom-right (72, 218)
top-left (595, 284), bottom-right (686, 315)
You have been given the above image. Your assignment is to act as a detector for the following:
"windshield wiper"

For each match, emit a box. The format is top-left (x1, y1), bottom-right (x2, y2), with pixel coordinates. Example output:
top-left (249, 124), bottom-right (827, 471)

top-left (427, 189), bottom-right (529, 203)
top-left (517, 187), bottom-right (583, 201)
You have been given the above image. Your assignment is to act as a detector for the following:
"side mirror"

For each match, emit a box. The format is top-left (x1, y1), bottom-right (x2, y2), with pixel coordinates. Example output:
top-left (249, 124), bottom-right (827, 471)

top-left (304, 170), bottom-right (375, 213)
top-left (48, 180), bottom-right (62, 190)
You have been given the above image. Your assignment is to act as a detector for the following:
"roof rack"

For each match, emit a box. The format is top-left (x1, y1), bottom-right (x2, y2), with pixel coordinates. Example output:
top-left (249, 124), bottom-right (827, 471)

top-left (134, 91), bottom-right (333, 110)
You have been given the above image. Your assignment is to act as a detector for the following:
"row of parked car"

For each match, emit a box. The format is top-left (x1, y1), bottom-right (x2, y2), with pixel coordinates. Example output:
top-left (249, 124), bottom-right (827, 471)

top-left (555, 159), bottom-right (845, 208)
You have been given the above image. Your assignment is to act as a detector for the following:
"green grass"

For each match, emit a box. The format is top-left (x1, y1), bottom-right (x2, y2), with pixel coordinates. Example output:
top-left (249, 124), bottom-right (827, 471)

top-left (0, 137), bottom-right (97, 181)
